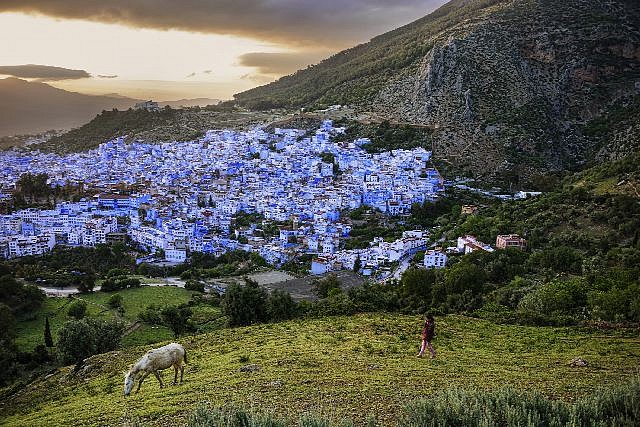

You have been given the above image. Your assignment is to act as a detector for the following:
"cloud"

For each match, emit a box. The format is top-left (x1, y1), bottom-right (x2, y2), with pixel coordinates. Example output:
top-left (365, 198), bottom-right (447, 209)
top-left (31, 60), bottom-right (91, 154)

top-left (238, 52), bottom-right (325, 76)
top-left (0, 0), bottom-right (447, 48)
top-left (202, 70), bottom-right (212, 74)
top-left (186, 72), bottom-right (196, 78)
top-left (97, 74), bottom-right (118, 79)
top-left (0, 64), bottom-right (91, 80)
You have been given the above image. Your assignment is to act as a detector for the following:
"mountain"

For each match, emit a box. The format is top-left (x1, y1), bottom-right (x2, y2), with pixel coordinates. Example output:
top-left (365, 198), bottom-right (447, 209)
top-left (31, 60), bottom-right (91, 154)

top-left (0, 78), bottom-right (140, 136)
top-left (234, 0), bottom-right (640, 185)
top-left (159, 98), bottom-right (221, 108)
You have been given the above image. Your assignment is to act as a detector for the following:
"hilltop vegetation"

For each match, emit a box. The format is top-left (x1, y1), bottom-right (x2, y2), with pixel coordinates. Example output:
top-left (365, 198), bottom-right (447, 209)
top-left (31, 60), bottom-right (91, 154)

top-left (1, 313), bottom-right (638, 426)
top-left (38, 107), bottom-right (288, 154)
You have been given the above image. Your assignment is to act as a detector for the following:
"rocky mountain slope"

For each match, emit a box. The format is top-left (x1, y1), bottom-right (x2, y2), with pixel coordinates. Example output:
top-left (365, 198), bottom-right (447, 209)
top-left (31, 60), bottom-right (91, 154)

top-left (234, 0), bottom-right (640, 184)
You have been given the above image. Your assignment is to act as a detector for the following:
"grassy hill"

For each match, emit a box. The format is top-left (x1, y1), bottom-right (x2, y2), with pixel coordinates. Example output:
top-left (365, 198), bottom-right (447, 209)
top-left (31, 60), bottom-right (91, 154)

top-left (2, 313), bottom-right (638, 425)
top-left (37, 107), bottom-right (289, 154)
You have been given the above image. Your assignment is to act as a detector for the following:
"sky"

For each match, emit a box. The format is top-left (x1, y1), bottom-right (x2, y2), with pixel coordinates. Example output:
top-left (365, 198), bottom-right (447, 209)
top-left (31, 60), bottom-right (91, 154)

top-left (0, 1), bottom-right (447, 101)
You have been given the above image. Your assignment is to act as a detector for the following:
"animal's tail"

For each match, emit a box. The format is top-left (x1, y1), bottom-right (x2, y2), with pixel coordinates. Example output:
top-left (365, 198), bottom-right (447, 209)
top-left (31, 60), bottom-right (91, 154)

top-left (183, 349), bottom-right (188, 364)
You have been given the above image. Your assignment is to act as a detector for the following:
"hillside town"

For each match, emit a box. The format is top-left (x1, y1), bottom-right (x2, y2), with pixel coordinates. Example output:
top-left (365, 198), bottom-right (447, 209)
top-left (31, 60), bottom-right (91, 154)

top-left (0, 120), bottom-right (452, 275)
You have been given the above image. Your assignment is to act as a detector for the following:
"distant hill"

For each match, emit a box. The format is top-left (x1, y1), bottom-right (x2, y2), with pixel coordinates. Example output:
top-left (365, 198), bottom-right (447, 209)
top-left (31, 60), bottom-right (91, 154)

top-left (234, 0), bottom-right (640, 185)
top-left (159, 98), bottom-right (221, 108)
top-left (0, 78), bottom-right (139, 136)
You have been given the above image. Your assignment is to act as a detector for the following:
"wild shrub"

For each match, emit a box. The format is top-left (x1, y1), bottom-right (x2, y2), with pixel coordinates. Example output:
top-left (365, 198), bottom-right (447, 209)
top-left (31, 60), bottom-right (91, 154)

top-left (67, 300), bottom-right (87, 319)
top-left (187, 403), bottom-right (287, 427)
top-left (400, 377), bottom-right (640, 427)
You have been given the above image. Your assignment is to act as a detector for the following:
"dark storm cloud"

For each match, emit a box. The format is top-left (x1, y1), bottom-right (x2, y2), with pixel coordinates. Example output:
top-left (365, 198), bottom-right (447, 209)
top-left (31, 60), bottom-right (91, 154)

top-left (0, 64), bottom-right (91, 80)
top-left (0, 0), bottom-right (446, 47)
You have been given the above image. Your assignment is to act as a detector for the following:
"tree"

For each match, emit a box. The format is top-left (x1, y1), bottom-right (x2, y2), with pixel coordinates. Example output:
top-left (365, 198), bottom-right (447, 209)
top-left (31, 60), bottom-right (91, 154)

top-left (0, 303), bottom-right (15, 342)
top-left (56, 320), bottom-right (96, 365)
top-left (185, 280), bottom-right (205, 293)
top-left (400, 268), bottom-right (437, 310)
top-left (312, 274), bottom-right (342, 299)
top-left (56, 318), bottom-right (124, 365)
top-left (353, 256), bottom-right (362, 272)
top-left (267, 290), bottom-right (298, 322)
top-left (221, 279), bottom-right (268, 326)
top-left (87, 318), bottom-right (125, 353)
top-left (44, 316), bottom-right (53, 347)
top-left (160, 305), bottom-right (194, 337)
top-left (0, 275), bottom-right (45, 314)
top-left (67, 300), bottom-right (87, 319)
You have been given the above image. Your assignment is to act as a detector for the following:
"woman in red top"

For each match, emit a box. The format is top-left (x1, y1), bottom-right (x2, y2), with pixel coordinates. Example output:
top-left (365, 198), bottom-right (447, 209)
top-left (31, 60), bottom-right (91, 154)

top-left (417, 314), bottom-right (436, 358)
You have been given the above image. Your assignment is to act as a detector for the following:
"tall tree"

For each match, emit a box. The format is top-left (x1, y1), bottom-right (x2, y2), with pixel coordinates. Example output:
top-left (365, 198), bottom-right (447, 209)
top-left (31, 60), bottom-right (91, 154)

top-left (44, 316), bottom-right (53, 347)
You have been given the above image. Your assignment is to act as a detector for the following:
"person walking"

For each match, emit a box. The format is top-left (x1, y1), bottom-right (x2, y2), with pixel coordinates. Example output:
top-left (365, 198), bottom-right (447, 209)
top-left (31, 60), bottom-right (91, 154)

top-left (417, 314), bottom-right (436, 358)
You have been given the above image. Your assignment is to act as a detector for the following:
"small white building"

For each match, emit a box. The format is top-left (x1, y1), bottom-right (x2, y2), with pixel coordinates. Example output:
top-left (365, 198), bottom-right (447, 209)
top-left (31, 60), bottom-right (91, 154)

top-left (424, 250), bottom-right (447, 269)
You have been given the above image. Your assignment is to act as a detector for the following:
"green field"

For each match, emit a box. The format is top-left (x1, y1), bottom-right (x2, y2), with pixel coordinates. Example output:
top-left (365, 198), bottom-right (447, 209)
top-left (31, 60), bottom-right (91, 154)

top-left (2, 314), bottom-right (639, 426)
top-left (14, 286), bottom-right (198, 351)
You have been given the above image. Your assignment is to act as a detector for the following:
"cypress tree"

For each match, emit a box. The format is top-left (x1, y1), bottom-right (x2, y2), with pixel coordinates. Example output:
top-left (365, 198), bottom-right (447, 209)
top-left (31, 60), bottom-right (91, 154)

top-left (44, 316), bottom-right (53, 347)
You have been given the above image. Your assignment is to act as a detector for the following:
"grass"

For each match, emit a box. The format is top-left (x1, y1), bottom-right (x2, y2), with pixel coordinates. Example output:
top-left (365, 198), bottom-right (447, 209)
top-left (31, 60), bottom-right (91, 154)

top-left (82, 286), bottom-right (197, 321)
top-left (14, 286), bottom-right (197, 352)
top-left (2, 313), bottom-right (639, 426)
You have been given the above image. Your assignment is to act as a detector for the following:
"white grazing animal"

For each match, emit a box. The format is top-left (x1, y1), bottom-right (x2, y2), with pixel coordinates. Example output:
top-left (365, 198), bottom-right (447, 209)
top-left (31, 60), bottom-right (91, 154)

top-left (124, 342), bottom-right (187, 396)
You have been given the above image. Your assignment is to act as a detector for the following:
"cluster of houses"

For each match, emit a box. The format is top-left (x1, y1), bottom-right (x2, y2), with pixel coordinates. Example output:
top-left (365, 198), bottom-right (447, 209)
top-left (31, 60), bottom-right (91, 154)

top-left (311, 230), bottom-right (429, 275)
top-left (0, 121), bottom-right (446, 268)
top-left (419, 233), bottom-right (527, 272)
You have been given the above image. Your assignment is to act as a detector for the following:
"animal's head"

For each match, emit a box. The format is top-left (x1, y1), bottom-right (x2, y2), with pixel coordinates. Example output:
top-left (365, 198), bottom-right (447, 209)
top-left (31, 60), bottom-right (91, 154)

top-left (124, 371), bottom-right (135, 396)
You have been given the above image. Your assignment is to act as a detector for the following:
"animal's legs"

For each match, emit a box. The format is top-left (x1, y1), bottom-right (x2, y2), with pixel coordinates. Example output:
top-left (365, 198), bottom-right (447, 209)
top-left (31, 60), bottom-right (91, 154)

top-left (180, 365), bottom-right (184, 383)
top-left (172, 365), bottom-right (178, 385)
top-left (153, 370), bottom-right (164, 389)
top-left (136, 372), bottom-right (150, 392)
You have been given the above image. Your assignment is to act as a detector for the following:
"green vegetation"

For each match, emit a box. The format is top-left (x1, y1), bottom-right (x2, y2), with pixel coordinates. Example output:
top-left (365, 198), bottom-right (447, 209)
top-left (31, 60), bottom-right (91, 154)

top-left (9, 172), bottom-right (89, 211)
top-left (12, 286), bottom-right (198, 352)
top-left (11, 244), bottom-right (135, 281)
top-left (184, 377), bottom-right (640, 426)
top-left (334, 120), bottom-right (432, 153)
top-left (1, 313), bottom-right (638, 426)
top-left (56, 318), bottom-right (124, 365)
top-left (39, 108), bottom-right (185, 153)
top-left (178, 250), bottom-right (268, 280)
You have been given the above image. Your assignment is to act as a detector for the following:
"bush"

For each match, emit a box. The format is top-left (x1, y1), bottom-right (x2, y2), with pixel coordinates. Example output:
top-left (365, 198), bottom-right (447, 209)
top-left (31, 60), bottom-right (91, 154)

top-left (185, 280), bottom-right (205, 293)
top-left (517, 278), bottom-right (589, 324)
top-left (266, 290), bottom-right (298, 322)
top-left (188, 403), bottom-right (287, 427)
top-left (312, 274), bottom-right (342, 299)
top-left (138, 304), bottom-right (162, 324)
top-left (400, 377), bottom-right (640, 427)
top-left (221, 279), bottom-right (268, 327)
top-left (56, 318), bottom-right (124, 365)
top-left (87, 318), bottom-right (125, 353)
top-left (100, 278), bottom-right (120, 292)
top-left (67, 300), bottom-right (87, 319)
top-left (107, 293), bottom-right (123, 309)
